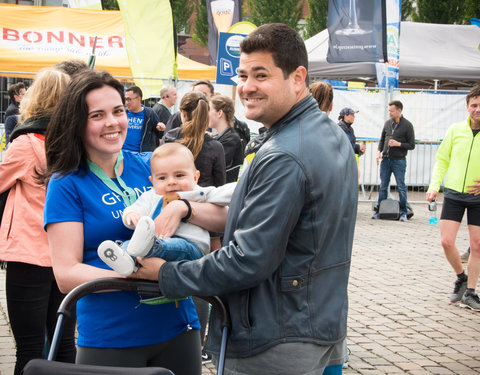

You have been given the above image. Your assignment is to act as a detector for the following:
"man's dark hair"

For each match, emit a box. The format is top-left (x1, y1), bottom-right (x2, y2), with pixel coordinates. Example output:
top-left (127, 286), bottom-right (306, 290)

top-left (126, 85), bottom-right (143, 99)
top-left (7, 82), bottom-right (25, 101)
top-left (54, 59), bottom-right (89, 77)
top-left (192, 79), bottom-right (214, 96)
top-left (240, 23), bottom-right (308, 82)
top-left (466, 85), bottom-right (480, 105)
top-left (388, 100), bottom-right (403, 111)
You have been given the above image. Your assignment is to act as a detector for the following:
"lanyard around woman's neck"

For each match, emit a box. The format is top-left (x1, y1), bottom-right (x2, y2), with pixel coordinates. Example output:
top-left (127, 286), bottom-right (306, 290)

top-left (87, 151), bottom-right (136, 207)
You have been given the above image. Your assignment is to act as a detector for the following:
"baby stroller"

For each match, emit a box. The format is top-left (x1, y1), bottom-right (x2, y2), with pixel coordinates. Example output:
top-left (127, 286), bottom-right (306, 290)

top-left (22, 277), bottom-right (230, 375)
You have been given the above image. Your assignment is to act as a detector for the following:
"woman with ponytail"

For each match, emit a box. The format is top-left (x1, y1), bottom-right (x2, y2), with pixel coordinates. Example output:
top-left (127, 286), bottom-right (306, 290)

top-left (163, 91), bottom-right (226, 187)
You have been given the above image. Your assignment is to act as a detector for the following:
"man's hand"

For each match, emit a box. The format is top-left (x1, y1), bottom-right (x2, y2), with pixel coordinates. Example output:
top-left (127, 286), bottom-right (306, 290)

top-left (124, 212), bottom-right (142, 227)
top-left (467, 179), bottom-right (480, 196)
top-left (376, 151), bottom-right (382, 165)
top-left (388, 139), bottom-right (401, 148)
top-left (130, 257), bottom-right (166, 281)
top-left (157, 122), bottom-right (166, 132)
top-left (426, 190), bottom-right (438, 203)
top-left (153, 200), bottom-right (188, 238)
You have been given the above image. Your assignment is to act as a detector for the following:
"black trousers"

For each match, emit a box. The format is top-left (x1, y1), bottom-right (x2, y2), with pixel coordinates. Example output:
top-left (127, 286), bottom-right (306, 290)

top-left (5, 261), bottom-right (76, 375)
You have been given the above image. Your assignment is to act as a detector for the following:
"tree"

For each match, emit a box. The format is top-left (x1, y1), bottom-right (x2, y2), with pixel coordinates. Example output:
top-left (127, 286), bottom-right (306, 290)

top-left (172, 0), bottom-right (193, 34)
top-left (304, 0), bottom-right (327, 39)
top-left (101, 0), bottom-right (118, 10)
top-left (413, 0), bottom-right (466, 24)
top-left (401, 0), bottom-right (414, 21)
top-left (464, 0), bottom-right (480, 23)
top-left (192, 0), bottom-right (209, 47)
top-left (245, 0), bottom-right (304, 32)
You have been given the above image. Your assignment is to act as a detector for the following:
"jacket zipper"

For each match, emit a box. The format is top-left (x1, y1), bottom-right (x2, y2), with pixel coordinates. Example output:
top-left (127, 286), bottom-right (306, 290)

top-left (462, 132), bottom-right (477, 193)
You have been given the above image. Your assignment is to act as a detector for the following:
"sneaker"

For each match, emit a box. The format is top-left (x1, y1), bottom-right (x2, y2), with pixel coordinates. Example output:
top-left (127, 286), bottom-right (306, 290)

top-left (460, 292), bottom-right (480, 312)
top-left (371, 213), bottom-right (379, 219)
top-left (450, 278), bottom-right (468, 303)
top-left (127, 216), bottom-right (156, 257)
top-left (399, 213), bottom-right (408, 222)
top-left (98, 240), bottom-right (137, 276)
top-left (461, 249), bottom-right (470, 262)
top-left (201, 350), bottom-right (212, 364)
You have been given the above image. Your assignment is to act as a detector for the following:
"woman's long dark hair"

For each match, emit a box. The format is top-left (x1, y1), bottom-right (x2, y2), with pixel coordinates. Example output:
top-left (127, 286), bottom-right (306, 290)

top-left (179, 91), bottom-right (210, 159)
top-left (43, 70), bottom-right (125, 184)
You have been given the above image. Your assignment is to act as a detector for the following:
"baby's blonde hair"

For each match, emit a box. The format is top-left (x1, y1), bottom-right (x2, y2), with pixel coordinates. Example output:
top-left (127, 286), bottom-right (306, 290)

top-left (151, 143), bottom-right (196, 174)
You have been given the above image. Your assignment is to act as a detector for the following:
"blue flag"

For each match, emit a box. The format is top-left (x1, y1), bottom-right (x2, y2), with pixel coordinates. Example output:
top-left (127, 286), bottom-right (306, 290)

top-left (375, 0), bottom-right (401, 89)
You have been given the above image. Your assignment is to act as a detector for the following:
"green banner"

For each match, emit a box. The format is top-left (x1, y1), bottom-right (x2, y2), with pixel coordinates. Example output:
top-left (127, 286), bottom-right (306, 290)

top-left (118, 0), bottom-right (176, 98)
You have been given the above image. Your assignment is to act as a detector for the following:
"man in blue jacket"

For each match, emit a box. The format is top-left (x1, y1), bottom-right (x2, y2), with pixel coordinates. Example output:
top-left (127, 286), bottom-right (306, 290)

top-left (134, 23), bottom-right (358, 375)
top-left (123, 85), bottom-right (162, 152)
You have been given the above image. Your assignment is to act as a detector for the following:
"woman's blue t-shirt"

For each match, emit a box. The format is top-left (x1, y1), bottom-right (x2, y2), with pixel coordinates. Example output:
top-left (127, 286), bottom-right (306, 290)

top-left (44, 151), bottom-right (200, 348)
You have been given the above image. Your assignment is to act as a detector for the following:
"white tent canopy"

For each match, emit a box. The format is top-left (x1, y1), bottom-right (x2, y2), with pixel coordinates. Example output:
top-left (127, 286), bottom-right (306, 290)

top-left (306, 22), bottom-right (480, 83)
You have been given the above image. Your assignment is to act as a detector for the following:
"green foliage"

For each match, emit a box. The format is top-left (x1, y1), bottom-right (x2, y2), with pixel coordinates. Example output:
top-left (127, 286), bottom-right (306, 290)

top-left (464, 0), bottom-right (480, 23)
top-left (401, 0), bottom-right (414, 21)
top-left (172, 0), bottom-right (193, 34)
top-left (304, 0), bottom-right (327, 39)
top-left (192, 0), bottom-right (209, 47)
top-left (101, 0), bottom-right (119, 10)
top-left (413, 0), bottom-right (467, 24)
top-left (245, 0), bottom-right (305, 32)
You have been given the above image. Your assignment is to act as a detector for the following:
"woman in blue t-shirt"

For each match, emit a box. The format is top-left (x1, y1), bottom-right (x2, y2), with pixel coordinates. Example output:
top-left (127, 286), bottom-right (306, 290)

top-left (42, 70), bottom-right (226, 374)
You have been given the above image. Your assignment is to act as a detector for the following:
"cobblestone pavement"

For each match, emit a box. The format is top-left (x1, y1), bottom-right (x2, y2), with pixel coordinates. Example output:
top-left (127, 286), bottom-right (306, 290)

top-left (1, 195), bottom-right (479, 375)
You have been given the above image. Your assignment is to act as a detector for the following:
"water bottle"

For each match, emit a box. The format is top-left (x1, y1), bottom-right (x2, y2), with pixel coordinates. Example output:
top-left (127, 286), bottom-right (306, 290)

top-left (428, 199), bottom-right (437, 225)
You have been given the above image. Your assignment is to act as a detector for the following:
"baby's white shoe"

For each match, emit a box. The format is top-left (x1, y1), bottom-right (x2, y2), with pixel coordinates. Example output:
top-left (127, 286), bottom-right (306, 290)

top-left (127, 216), bottom-right (155, 257)
top-left (98, 240), bottom-right (136, 276)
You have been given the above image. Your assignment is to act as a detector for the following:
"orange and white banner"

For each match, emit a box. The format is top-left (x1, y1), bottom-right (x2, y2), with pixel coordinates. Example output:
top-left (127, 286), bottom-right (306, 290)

top-left (0, 4), bottom-right (215, 81)
top-left (0, 4), bottom-right (131, 77)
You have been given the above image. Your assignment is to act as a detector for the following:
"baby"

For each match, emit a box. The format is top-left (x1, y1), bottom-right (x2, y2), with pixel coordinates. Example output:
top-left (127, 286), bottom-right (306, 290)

top-left (98, 142), bottom-right (235, 276)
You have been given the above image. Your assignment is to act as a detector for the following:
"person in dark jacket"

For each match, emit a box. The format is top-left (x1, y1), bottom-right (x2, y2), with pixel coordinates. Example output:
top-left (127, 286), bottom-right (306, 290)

top-left (4, 82), bottom-right (25, 122)
top-left (209, 94), bottom-right (244, 183)
top-left (123, 85), bottom-right (162, 152)
top-left (3, 82), bottom-right (26, 135)
top-left (338, 107), bottom-right (366, 180)
top-left (152, 84), bottom-right (177, 130)
top-left (373, 100), bottom-right (415, 221)
top-left (337, 107), bottom-right (365, 156)
top-left (133, 23), bottom-right (357, 375)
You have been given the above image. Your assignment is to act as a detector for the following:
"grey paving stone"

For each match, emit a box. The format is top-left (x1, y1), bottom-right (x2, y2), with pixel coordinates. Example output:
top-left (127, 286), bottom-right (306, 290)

top-left (0, 196), bottom-right (478, 374)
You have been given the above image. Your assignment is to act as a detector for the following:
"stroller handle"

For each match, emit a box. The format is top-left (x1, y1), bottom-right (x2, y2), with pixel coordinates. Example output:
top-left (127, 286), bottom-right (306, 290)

top-left (58, 277), bottom-right (230, 329)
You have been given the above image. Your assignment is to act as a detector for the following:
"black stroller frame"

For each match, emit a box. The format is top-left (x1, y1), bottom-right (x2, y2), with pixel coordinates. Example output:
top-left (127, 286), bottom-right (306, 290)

top-left (32, 277), bottom-right (230, 375)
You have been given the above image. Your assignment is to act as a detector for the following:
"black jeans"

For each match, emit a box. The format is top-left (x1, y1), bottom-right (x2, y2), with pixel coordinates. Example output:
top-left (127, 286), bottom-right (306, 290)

top-left (5, 262), bottom-right (76, 375)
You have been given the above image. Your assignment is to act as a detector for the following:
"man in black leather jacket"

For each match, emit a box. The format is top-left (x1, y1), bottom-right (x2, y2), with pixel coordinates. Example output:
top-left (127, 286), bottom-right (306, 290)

top-left (134, 23), bottom-right (358, 375)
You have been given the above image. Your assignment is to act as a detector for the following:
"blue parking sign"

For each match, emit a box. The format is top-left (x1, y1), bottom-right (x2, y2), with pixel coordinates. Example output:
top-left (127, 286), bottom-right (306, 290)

top-left (216, 32), bottom-right (247, 86)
